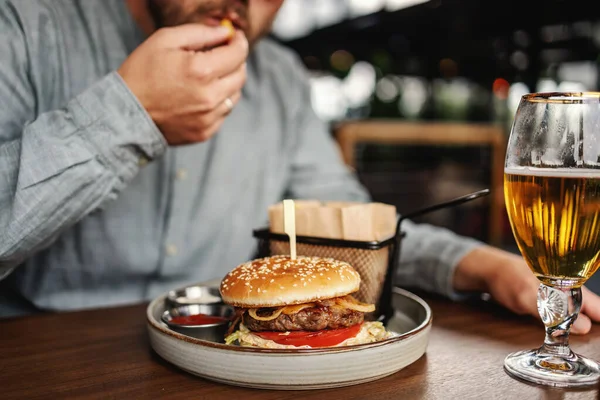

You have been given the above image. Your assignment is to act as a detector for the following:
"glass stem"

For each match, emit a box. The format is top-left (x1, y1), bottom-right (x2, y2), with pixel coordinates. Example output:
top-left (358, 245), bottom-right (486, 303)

top-left (537, 284), bottom-right (581, 357)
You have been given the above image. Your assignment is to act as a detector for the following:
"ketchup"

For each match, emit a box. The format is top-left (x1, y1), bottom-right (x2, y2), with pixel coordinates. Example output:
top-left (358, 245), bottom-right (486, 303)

top-left (170, 314), bottom-right (228, 326)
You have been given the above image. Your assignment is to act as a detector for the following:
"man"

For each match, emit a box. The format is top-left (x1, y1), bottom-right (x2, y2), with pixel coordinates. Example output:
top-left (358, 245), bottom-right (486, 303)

top-left (0, 0), bottom-right (598, 334)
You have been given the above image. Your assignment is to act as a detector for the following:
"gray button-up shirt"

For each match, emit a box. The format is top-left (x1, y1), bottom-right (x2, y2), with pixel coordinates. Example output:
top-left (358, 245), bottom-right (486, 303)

top-left (0, 0), bottom-right (481, 317)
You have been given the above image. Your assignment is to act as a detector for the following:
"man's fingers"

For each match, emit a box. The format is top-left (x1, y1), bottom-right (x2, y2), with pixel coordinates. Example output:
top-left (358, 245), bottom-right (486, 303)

top-left (192, 31), bottom-right (248, 79)
top-left (562, 286), bottom-right (599, 335)
top-left (572, 313), bottom-right (592, 335)
top-left (191, 91), bottom-right (242, 133)
top-left (581, 286), bottom-right (600, 322)
top-left (156, 24), bottom-right (232, 50)
top-left (195, 63), bottom-right (245, 110)
top-left (221, 90), bottom-right (242, 115)
top-left (201, 91), bottom-right (242, 125)
top-left (213, 62), bottom-right (246, 99)
top-left (201, 116), bottom-right (226, 140)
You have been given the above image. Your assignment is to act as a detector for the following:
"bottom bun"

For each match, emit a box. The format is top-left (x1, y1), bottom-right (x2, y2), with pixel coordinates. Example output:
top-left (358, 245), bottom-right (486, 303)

top-left (225, 321), bottom-right (395, 349)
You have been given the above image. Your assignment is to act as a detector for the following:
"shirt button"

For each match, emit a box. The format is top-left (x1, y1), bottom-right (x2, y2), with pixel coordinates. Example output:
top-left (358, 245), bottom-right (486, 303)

top-left (165, 244), bottom-right (178, 256)
top-left (176, 168), bottom-right (188, 180)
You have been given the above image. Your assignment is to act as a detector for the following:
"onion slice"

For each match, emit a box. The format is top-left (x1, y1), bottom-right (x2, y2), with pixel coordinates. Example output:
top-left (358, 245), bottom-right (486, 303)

top-left (336, 296), bottom-right (376, 312)
top-left (248, 307), bottom-right (285, 321)
top-left (247, 296), bottom-right (374, 321)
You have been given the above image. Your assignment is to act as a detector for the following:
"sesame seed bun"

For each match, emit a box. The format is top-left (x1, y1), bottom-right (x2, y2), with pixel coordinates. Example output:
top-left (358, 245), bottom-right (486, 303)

top-left (220, 255), bottom-right (361, 308)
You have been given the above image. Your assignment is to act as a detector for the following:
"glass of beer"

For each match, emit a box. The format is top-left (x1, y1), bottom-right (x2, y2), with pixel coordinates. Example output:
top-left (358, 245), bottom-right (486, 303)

top-left (504, 92), bottom-right (600, 387)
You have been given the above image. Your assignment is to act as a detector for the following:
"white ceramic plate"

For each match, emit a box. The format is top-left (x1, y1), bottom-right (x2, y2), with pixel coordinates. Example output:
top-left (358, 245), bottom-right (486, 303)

top-left (147, 286), bottom-right (431, 390)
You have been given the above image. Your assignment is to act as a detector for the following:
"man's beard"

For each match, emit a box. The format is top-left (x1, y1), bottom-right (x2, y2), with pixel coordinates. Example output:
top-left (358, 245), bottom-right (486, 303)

top-left (147, 0), bottom-right (250, 38)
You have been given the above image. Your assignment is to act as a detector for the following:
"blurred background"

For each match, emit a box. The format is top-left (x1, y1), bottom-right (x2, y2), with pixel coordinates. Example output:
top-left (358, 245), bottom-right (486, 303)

top-left (270, 0), bottom-right (600, 258)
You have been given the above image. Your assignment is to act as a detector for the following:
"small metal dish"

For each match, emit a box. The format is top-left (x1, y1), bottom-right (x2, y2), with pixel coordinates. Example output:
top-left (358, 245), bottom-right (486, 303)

top-left (161, 304), bottom-right (234, 342)
top-left (166, 285), bottom-right (223, 308)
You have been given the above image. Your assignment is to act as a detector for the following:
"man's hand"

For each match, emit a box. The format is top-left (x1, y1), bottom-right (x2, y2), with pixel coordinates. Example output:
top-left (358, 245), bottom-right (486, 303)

top-left (454, 246), bottom-right (600, 334)
top-left (118, 24), bottom-right (248, 145)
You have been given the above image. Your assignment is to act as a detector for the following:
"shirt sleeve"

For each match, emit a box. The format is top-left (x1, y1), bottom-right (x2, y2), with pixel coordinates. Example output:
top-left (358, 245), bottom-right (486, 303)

top-left (282, 50), bottom-right (485, 299)
top-left (396, 219), bottom-right (484, 300)
top-left (0, 3), bottom-right (167, 272)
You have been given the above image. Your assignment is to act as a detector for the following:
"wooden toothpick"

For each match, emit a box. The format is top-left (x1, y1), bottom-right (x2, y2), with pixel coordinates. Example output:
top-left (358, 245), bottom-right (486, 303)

top-left (283, 199), bottom-right (297, 260)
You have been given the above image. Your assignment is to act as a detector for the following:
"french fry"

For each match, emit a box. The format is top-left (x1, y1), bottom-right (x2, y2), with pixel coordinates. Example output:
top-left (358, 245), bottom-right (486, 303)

top-left (220, 19), bottom-right (235, 40)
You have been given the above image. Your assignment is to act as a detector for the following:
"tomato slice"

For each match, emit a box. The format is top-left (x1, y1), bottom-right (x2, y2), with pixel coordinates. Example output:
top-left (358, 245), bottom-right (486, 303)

top-left (254, 324), bottom-right (362, 347)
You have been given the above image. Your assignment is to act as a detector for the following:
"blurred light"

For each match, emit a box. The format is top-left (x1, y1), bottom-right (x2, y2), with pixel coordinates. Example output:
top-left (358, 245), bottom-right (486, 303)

top-left (271, 0), bottom-right (431, 41)
top-left (310, 74), bottom-right (347, 121)
top-left (397, 76), bottom-right (428, 117)
top-left (513, 30), bottom-right (530, 48)
top-left (558, 62), bottom-right (597, 89)
top-left (342, 61), bottom-right (376, 107)
top-left (347, 0), bottom-right (385, 17)
top-left (375, 76), bottom-right (399, 102)
top-left (308, 61), bottom-right (377, 122)
top-left (557, 81), bottom-right (588, 92)
top-left (314, 0), bottom-right (347, 27)
top-left (330, 50), bottom-right (355, 72)
top-left (510, 51), bottom-right (529, 71)
top-left (433, 78), bottom-right (472, 101)
top-left (508, 82), bottom-right (529, 114)
top-left (271, 0), bottom-right (315, 40)
top-left (385, 0), bottom-right (430, 11)
top-left (536, 78), bottom-right (558, 93)
top-left (432, 78), bottom-right (472, 120)
top-left (439, 58), bottom-right (458, 78)
top-left (492, 78), bottom-right (510, 100)
top-left (541, 24), bottom-right (571, 43)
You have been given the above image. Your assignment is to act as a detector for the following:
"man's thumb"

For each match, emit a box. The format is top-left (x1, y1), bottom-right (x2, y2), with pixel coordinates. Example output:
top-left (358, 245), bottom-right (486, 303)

top-left (157, 23), bottom-right (231, 51)
top-left (572, 314), bottom-right (592, 335)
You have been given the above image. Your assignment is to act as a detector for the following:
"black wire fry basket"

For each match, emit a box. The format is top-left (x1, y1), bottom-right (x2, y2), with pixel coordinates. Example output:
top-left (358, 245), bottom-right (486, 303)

top-left (253, 229), bottom-right (400, 309)
top-left (253, 189), bottom-right (490, 320)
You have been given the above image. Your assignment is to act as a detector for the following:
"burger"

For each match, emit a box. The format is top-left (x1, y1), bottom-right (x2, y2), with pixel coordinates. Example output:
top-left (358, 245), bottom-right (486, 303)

top-left (220, 255), bottom-right (393, 349)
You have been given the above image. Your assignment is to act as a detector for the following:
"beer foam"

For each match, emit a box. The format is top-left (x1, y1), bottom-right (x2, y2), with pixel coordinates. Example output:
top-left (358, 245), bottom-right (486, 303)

top-left (505, 166), bottom-right (600, 178)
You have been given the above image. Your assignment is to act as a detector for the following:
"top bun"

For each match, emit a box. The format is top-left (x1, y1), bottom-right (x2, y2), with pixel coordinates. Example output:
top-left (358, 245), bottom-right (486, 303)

top-left (220, 255), bottom-right (361, 308)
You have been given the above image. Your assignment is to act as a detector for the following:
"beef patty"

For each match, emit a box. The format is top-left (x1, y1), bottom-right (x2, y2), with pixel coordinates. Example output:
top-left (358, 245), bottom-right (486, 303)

top-left (242, 304), bottom-right (364, 332)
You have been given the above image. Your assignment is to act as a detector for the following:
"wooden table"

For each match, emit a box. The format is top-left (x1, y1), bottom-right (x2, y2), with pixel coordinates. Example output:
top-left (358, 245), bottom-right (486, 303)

top-left (2, 294), bottom-right (600, 400)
